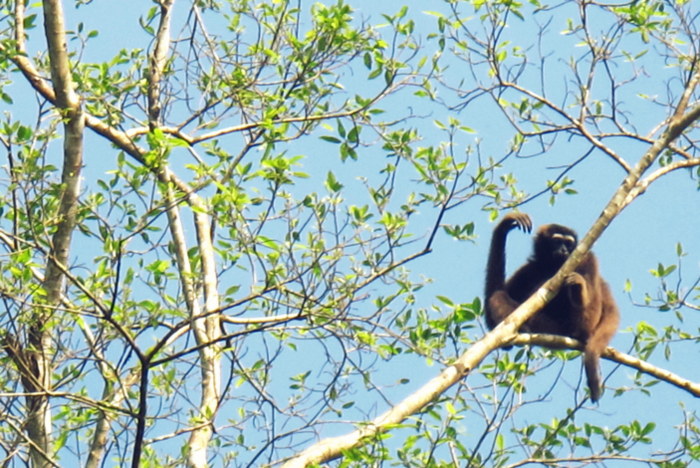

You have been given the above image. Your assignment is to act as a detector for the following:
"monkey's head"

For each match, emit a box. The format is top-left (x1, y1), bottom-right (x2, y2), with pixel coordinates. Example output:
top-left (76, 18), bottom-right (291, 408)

top-left (534, 224), bottom-right (578, 267)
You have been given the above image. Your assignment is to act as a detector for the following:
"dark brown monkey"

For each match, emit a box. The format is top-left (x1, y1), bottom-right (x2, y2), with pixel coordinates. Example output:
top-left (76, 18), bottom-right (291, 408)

top-left (484, 212), bottom-right (619, 402)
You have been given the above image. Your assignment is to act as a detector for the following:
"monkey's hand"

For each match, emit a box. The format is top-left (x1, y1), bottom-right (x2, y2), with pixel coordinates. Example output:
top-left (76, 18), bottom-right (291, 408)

top-left (498, 212), bottom-right (532, 234)
top-left (565, 272), bottom-right (588, 308)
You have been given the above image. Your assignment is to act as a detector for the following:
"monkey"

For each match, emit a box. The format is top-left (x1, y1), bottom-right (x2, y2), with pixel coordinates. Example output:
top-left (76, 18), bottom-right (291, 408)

top-left (484, 212), bottom-right (619, 402)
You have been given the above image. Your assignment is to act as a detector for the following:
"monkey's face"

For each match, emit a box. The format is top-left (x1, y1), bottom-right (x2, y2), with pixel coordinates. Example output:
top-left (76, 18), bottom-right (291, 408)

top-left (550, 232), bottom-right (576, 258)
top-left (535, 224), bottom-right (577, 266)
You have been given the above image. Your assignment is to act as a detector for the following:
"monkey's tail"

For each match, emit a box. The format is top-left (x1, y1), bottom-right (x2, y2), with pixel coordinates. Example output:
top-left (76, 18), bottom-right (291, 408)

top-left (584, 351), bottom-right (602, 402)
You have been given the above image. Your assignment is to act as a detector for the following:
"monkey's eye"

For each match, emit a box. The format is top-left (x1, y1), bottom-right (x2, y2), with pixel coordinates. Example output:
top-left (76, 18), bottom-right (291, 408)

top-left (552, 233), bottom-right (576, 250)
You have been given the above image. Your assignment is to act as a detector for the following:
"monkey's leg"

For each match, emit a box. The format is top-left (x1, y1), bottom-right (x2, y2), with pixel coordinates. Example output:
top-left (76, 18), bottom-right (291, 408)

top-left (584, 301), bottom-right (619, 401)
top-left (565, 272), bottom-right (589, 309)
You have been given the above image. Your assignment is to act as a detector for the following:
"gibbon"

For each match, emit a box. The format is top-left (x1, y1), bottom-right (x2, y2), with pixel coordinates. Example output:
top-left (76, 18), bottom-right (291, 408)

top-left (484, 212), bottom-right (619, 402)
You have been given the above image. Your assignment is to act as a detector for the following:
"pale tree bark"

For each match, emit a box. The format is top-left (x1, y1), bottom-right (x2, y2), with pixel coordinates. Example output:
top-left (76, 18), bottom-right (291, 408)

top-left (5, 6), bottom-right (122, 465)
top-left (159, 171), bottom-right (223, 468)
top-left (145, 2), bottom-right (222, 466)
top-left (182, 182), bottom-right (222, 468)
top-left (281, 69), bottom-right (700, 468)
top-left (5, 0), bottom-right (84, 467)
top-left (8, 3), bottom-right (225, 461)
top-left (511, 334), bottom-right (700, 397)
top-left (85, 370), bottom-right (140, 468)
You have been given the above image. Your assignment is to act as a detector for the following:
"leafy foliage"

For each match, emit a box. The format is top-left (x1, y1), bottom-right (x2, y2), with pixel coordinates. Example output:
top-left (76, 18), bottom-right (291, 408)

top-left (0, 0), bottom-right (698, 467)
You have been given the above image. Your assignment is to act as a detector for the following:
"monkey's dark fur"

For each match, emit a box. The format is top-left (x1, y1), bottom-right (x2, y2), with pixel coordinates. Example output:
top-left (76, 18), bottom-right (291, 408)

top-left (484, 212), bottom-right (619, 402)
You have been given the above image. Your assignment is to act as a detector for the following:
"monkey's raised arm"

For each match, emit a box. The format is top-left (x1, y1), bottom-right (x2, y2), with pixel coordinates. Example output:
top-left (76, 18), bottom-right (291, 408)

top-left (484, 212), bottom-right (532, 329)
top-left (484, 212), bottom-right (532, 299)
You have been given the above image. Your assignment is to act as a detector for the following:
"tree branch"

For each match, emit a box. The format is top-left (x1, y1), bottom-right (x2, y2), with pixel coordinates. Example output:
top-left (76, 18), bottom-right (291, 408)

top-left (511, 334), bottom-right (700, 398)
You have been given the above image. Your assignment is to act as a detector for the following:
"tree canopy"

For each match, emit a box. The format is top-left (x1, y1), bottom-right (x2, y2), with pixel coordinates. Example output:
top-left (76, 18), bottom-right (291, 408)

top-left (0, 0), bottom-right (698, 467)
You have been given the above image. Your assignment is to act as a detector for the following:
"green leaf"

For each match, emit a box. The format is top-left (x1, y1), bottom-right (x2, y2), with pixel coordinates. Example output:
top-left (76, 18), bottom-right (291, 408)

top-left (324, 171), bottom-right (344, 193)
top-left (320, 135), bottom-right (341, 144)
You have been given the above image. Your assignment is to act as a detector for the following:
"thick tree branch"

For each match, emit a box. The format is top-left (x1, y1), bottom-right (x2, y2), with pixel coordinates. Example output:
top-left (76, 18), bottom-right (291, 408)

top-left (511, 334), bottom-right (700, 398)
top-left (7, 1), bottom-right (86, 467)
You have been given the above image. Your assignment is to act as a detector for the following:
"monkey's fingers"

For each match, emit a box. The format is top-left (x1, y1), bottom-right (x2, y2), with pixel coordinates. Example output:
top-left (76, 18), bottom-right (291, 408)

top-left (499, 212), bottom-right (533, 233)
top-left (511, 212), bottom-right (532, 233)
